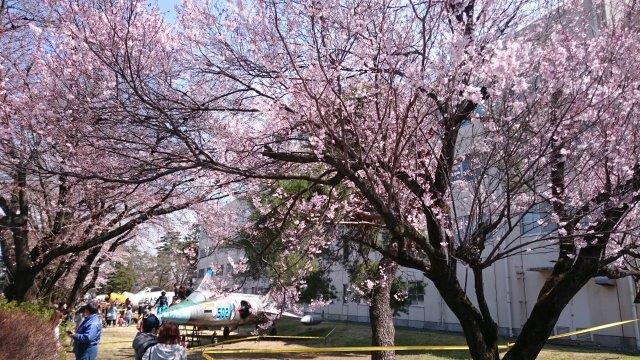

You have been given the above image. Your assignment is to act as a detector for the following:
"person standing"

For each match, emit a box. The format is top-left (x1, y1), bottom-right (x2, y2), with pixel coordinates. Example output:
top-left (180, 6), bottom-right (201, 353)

top-left (117, 312), bottom-right (125, 326)
top-left (125, 306), bottom-right (133, 326)
top-left (132, 314), bottom-right (161, 360)
top-left (172, 283), bottom-right (180, 301)
top-left (142, 322), bottom-right (187, 360)
top-left (67, 303), bottom-right (102, 360)
top-left (154, 291), bottom-right (169, 314)
top-left (106, 304), bottom-right (118, 326)
top-left (57, 302), bottom-right (68, 319)
top-left (137, 306), bottom-right (152, 332)
top-left (50, 307), bottom-right (64, 349)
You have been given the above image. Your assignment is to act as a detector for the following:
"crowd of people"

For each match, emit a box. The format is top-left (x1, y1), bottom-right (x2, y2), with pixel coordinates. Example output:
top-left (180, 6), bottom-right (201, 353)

top-left (103, 303), bottom-right (134, 327)
top-left (49, 285), bottom-right (192, 360)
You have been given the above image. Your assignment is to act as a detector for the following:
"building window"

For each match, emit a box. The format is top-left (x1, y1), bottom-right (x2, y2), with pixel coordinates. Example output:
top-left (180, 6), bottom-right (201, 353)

top-left (408, 281), bottom-right (425, 304)
top-left (342, 284), bottom-right (350, 303)
top-left (452, 159), bottom-right (476, 182)
top-left (197, 268), bottom-right (205, 278)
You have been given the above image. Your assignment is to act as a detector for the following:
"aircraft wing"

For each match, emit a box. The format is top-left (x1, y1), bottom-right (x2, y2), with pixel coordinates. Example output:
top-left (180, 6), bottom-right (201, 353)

top-left (266, 310), bottom-right (302, 318)
top-left (262, 308), bottom-right (323, 325)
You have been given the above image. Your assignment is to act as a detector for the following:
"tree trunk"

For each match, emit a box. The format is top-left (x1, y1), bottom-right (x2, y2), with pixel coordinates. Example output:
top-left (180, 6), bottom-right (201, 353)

top-left (431, 267), bottom-right (500, 360)
top-left (66, 246), bottom-right (103, 307)
top-left (37, 256), bottom-right (76, 299)
top-left (503, 255), bottom-right (597, 360)
top-left (3, 268), bottom-right (37, 302)
top-left (369, 260), bottom-right (397, 360)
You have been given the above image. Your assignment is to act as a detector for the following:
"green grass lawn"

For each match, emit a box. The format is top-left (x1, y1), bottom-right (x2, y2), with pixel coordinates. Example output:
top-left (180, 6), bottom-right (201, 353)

top-left (271, 319), bottom-right (639, 360)
top-left (96, 319), bottom-right (639, 359)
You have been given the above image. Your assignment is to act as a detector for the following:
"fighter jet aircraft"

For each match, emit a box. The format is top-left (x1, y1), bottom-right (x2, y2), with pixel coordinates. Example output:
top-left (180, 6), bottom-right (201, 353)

top-left (98, 287), bottom-right (174, 309)
top-left (124, 287), bottom-right (175, 308)
top-left (157, 271), bottom-right (322, 337)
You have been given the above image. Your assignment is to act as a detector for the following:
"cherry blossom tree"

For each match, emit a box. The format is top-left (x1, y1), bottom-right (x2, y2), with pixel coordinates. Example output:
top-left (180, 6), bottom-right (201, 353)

top-left (162, 1), bottom-right (640, 359)
top-left (0, 0), bottom-right (225, 301)
top-left (4, 0), bottom-right (639, 359)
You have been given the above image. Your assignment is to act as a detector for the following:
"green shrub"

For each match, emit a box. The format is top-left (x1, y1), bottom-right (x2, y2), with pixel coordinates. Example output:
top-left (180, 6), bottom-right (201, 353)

top-left (0, 296), bottom-right (55, 321)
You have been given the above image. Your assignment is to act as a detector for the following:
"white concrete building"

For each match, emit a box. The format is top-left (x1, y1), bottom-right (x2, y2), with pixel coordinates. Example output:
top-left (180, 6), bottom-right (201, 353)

top-left (318, 241), bottom-right (640, 351)
top-left (196, 206), bottom-right (640, 352)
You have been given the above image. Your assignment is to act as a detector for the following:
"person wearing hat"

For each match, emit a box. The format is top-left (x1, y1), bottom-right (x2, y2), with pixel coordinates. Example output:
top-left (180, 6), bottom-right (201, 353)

top-left (67, 303), bottom-right (102, 360)
top-left (132, 314), bottom-right (161, 360)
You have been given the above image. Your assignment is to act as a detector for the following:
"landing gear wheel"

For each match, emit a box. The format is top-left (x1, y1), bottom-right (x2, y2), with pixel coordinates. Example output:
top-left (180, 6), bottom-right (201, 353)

top-left (269, 327), bottom-right (277, 336)
top-left (223, 326), bottom-right (230, 339)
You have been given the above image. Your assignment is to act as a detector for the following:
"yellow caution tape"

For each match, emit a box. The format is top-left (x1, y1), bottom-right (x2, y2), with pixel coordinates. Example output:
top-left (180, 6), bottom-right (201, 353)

top-left (548, 319), bottom-right (638, 340)
top-left (205, 344), bottom-right (498, 354)
top-left (262, 334), bottom-right (326, 339)
top-left (199, 319), bottom-right (639, 358)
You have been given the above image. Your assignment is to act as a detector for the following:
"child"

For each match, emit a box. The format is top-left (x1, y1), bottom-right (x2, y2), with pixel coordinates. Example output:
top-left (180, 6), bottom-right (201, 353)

top-left (124, 306), bottom-right (133, 327)
top-left (117, 312), bottom-right (125, 326)
top-left (50, 307), bottom-right (64, 349)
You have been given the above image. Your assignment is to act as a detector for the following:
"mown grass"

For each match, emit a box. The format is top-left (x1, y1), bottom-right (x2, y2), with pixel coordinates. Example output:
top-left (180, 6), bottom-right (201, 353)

top-left (97, 318), bottom-right (639, 359)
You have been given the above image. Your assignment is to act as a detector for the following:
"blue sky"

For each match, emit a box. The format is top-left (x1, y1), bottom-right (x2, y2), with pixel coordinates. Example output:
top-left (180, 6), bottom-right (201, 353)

top-left (155, 0), bottom-right (181, 23)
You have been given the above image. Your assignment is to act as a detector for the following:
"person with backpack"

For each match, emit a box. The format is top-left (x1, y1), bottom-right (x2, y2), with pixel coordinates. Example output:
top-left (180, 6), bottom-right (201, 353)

top-left (132, 314), bottom-right (161, 360)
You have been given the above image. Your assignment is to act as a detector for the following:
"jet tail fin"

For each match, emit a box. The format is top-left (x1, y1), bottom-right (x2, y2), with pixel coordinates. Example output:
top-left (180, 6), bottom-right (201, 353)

top-left (167, 268), bottom-right (215, 310)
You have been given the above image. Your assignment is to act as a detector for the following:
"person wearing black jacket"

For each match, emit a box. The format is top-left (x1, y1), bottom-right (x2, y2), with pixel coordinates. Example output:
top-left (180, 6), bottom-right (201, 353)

top-left (132, 314), bottom-right (160, 360)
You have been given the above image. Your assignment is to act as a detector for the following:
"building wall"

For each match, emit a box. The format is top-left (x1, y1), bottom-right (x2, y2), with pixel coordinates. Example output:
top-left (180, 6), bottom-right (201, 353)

top-left (317, 242), bottom-right (640, 351)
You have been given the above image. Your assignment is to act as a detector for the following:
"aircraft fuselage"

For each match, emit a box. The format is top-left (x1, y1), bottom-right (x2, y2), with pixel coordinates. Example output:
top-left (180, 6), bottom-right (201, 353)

top-left (158, 293), bottom-right (268, 329)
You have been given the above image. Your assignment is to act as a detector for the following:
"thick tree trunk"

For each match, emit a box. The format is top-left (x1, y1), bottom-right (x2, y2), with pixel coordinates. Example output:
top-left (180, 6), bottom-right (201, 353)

top-left (4, 268), bottom-right (37, 302)
top-left (2, 213), bottom-right (36, 302)
top-left (369, 262), bottom-right (397, 360)
top-left (430, 266), bottom-right (500, 360)
top-left (503, 256), bottom-right (597, 360)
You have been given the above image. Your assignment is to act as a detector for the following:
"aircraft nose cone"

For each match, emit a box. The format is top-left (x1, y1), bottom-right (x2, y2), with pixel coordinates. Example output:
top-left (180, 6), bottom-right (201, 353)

top-left (157, 307), bottom-right (190, 324)
top-left (300, 315), bottom-right (322, 325)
